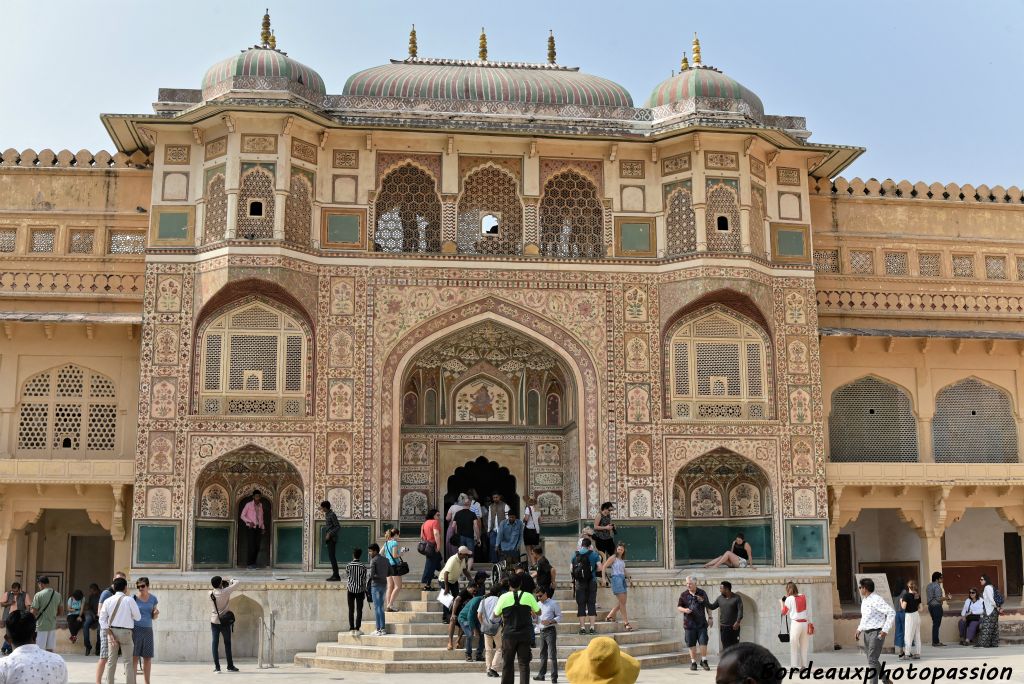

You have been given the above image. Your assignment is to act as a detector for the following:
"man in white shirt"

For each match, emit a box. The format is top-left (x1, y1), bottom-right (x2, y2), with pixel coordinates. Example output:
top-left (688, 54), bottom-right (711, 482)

top-left (98, 578), bottom-right (141, 684)
top-left (855, 577), bottom-right (895, 684)
top-left (0, 610), bottom-right (68, 684)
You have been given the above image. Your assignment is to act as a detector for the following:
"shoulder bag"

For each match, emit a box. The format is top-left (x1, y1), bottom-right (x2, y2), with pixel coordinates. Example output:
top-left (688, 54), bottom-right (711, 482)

top-left (211, 592), bottom-right (235, 628)
top-left (385, 541), bottom-right (410, 576)
top-left (778, 613), bottom-right (790, 643)
top-left (37, 589), bottom-right (56, 619)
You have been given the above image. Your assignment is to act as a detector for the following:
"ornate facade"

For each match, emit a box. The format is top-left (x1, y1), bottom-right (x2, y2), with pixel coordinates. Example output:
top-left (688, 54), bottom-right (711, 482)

top-left (1, 19), bottom-right (1022, 650)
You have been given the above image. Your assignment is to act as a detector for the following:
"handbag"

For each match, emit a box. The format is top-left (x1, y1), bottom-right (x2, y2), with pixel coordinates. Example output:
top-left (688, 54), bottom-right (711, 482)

top-left (211, 592), bottom-right (235, 628)
top-left (778, 614), bottom-right (790, 643)
top-left (807, 622), bottom-right (815, 636)
top-left (394, 560), bottom-right (411, 576)
top-left (417, 540), bottom-right (437, 556)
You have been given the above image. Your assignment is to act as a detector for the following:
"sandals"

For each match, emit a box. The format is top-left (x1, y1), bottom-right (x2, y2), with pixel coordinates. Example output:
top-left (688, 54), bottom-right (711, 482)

top-left (446, 642), bottom-right (454, 651)
top-left (624, 622), bottom-right (634, 632)
top-left (603, 614), bottom-right (616, 623)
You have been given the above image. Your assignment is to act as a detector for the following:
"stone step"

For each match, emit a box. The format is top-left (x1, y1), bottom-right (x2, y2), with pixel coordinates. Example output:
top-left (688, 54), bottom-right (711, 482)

top-left (398, 598), bottom-right (581, 612)
top-left (295, 650), bottom-right (687, 674)
top-left (333, 628), bottom-right (662, 649)
top-left (385, 620), bottom-right (629, 636)
top-left (314, 639), bottom-right (678, 662)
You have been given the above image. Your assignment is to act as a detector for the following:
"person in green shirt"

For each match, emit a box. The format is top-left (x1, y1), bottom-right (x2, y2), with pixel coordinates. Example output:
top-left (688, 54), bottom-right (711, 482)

top-left (493, 574), bottom-right (540, 684)
top-left (30, 575), bottom-right (62, 652)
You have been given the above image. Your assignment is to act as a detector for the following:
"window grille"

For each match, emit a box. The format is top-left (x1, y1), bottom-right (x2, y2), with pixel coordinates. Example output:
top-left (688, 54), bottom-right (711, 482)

top-left (30, 230), bottom-right (55, 253)
top-left (236, 168), bottom-right (275, 240)
top-left (456, 166), bottom-right (523, 255)
top-left (69, 230), bottom-right (94, 254)
top-left (0, 229), bottom-right (16, 253)
top-left (828, 377), bottom-right (918, 462)
top-left (107, 231), bottom-right (145, 254)
top-left (884, 252), bottom-right (909, 276)
top-left (849, 250), bottom-right (874, 274)
top-left (918, 252), bottom-right (941, 277)
top-left (199, 302), bottom-right (308, 416)
top-left (985, 256), bottom-right (1007, 280)
top-left (813, 249), bottom-right (839, 273)
top-left (933, 378), bottom-right (1017, 463)
top-left (665, 185), bottom-right (696, 256)
top-left (16, 365), bottom-right (117, 455)
top-left (539, 171), bottom-right (604, 258)
top-left (374, 164), bottom-right (442, 253)
top-left (704, 182), bottom-right (741, 252)
top-left (952, 254), bottom-right (974, 278)
top-left (667, 309), bottom-right (770, 420)
top-left (1017, 256), bottom-right (1024, 281)
top-left (285, 171), bottom-right (313, 246)
top-left (203, 174), bottom-right (228, 244)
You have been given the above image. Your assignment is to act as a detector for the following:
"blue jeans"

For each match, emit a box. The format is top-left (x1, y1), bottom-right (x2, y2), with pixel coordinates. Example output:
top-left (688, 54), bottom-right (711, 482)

top-left (460, 535), bottom-right (476, 552)
top-left (421, 550), bottom-right (442, 586)
top-left (460, 617), bottom-right (482, 658)
top-left (489, 531), bottom-right (499, 563)
top-left (82, 614), bottom-right (98, 652)
top-left (371, 584), bottom-right (387, 631)
top-left (211, 623), bottom-right (234, 670)
top-left (894, 609), bottom-right (905, 649)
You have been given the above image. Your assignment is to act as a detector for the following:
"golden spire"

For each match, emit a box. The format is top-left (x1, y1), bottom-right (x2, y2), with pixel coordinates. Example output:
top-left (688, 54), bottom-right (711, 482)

top-left (680, 51), bottom-right (689, 71)
top-left (692, 32), bottom-right (701, 66)
top-left (268, 29), bottom-right (276, 50)
top-left (260, 9), bottom-right (272, 47)
top-left (479, 27), bottom-right (488, 61)
top-left (547, 30), bottom-right (556, 64)
top-left (409, 24), bottom-right (418, 59)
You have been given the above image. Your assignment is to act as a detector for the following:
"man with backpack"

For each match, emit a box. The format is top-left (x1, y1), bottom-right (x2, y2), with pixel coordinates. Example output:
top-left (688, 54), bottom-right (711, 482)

top-left (479, 584), bottom-right (505, 677)
top-left (571, 538), bottom-right (601, 635)
top-left (493, 574), bottom-right (540, 684)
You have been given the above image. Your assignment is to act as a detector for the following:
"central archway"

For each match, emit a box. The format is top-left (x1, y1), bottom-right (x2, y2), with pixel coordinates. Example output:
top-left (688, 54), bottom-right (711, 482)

top-left (194, 446), bottom-right (304, 569)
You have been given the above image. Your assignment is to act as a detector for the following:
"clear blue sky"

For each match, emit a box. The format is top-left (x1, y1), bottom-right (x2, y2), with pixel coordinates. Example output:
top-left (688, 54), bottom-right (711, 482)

top-left (4, 0), bottom-right (1022, 185)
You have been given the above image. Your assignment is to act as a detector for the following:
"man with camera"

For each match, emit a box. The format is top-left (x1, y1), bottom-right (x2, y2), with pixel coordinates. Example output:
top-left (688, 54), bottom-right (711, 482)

top-left (209, 576), bottom-right (240, 674)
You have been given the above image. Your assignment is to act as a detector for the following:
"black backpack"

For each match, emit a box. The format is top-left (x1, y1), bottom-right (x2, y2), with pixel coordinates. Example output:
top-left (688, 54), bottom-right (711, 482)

top-left (571, 551), bottom-right (593, 583)
top-left (502, 591), bottom-right (534, 639)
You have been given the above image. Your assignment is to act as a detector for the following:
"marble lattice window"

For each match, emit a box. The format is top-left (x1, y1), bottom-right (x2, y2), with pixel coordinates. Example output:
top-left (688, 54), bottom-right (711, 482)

top-left (374, 164), bottom-right (442, 253)
top-left (933, 378), bottom-right (1017, 463)
top-left (829, 377), bottom-right (918, 462)
top-left (69, 230), bottom-right (94, 254)
top-left (0, 229), bottom-right (17, 253)
top-left (456, 166), bottom-right (524, 255)
top-left (813, 249), bottom-right (840, 273)
top-left (952, 254), bottom-right (975, 278)
top-left (884, 252), bottom-right (909, 276)
top-left (849, 250), bottom-right (874, 274)
top-left (665, 183), bottom-right (696, 256)
top-left (16, 364), bottom-right (117, 456)
top-left (704, 180), bottom-right (741, 253)
top-left (540, 171), bottom-right (604, 258)
top-left (30, 229), bottom-right (55, 253)
top-left (666, 307), bottom-right (770, 421)
top-left (199, 301), bottom-right (308, 417)
top-left (918, 252), bottom-right (942, 277)
top-left (107, 231), bottom-right (145, 254)
top-left (985, 255), bottom-right (1007, 280)
top-left (284, 171), bottom-right (313, 247)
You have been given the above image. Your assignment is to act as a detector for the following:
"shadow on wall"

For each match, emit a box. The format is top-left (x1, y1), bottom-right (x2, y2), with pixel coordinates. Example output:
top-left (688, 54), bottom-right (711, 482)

top-left (226, 594), bottom-right (264, 657)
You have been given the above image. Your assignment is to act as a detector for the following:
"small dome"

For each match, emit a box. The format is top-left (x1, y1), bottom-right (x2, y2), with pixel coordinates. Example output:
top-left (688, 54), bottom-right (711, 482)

top-left (342, 58), bottom-right (633, 109)
top-left (646, 65), bottom-right (763, 121)
top-left (202, 47), bottom-right (326, 103)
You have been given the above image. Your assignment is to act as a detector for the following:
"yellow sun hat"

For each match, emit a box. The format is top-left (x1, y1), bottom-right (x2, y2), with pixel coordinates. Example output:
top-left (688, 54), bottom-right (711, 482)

top-left (565, 636), bottom-right (640, 684)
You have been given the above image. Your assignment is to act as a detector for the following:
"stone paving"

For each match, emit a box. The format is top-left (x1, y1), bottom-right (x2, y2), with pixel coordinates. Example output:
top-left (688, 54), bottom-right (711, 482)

top-left (63, 643), bottom-right (1024, 683)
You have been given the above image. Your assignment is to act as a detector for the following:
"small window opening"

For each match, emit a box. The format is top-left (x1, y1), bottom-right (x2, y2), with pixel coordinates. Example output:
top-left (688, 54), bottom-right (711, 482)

top-left (868, 408), bottom-right (876, 415)
top-left (480, 211), bottom-right (501, 236)
top-left (716, 215), bottom-right (730, 231)
top-left (61, 437), bottom-right (72, 449)
top-left (971, 409), bottom-right (978, 416)
top-left (249, 201), bottom-right (264, 217)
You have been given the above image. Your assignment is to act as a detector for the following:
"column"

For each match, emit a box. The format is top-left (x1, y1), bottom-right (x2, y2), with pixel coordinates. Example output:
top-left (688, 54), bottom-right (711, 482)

top-left (225, 132), bottom-right (241, 239)
top-left (919, 533), bottom-right (944, 590)
top-left (917, 418), bottom-right (934, 462)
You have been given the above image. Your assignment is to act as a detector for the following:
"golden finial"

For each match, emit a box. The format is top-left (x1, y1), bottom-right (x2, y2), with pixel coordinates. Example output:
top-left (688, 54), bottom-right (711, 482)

top-left (680, 51), bottom-right (689, 71)
top-left (692, 32), bottom-right (701, 66)
top-left (547, 30), bottom-right (556, 65)
top-left (479, 27), bottom-right (488, 61)
top-left (260, 9), bottom-right (272, 47)
top-left (409, 24), bottom-right (418, 59)
top-left (268, 29), bottom-right (276, 50)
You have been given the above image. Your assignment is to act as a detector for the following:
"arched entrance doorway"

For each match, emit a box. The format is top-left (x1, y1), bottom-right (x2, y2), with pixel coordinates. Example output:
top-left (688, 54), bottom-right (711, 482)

top-left (398, 319), bottom-right (577, 533)
top-left (672, 448), bottom-right (773, 566)
top-left (194, 446), bottom-right (304, 569)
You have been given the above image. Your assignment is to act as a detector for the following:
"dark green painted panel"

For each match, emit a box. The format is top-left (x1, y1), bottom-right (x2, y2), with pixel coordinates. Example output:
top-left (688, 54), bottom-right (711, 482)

top-left (619, 223), bottom-right (651, 252)
top-left (540, 522), bottom-right (580, 537)
top-left (789, 523), bottom-right (825, 561)
top-left (194, 524), bottom-right (231, 566)
top-left (275, 525), bottom-right (303, 566)
top-left (136, 524), bottom-right (176, 565)
top-left (613, 524), bottom-right (660, 563)
top-left (317, 522), bottom-right (374, 568)
top-left (157, 211), bottom-right (189, 240)
top-left (674, 522), bottom-right (772, 566)
top-left (776, 228), bottom-right (806, 257)
top-left (327, 214), bottom-right (361, 244)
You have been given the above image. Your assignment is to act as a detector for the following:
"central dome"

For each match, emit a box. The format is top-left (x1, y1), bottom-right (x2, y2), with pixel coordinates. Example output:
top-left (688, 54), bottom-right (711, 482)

top-left (646, 65), bottom-right (764, 121)
top-left (342, 58), bottom-right (633, 109)
top-left (202, 46), bottom-right (327, 103)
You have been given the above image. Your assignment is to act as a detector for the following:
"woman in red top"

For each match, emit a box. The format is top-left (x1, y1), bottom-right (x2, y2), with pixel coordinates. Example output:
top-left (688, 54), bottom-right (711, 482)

top-left (419, 509), bottom-right (443, 591)
top-left (779, 581), bottom-right (811, 668)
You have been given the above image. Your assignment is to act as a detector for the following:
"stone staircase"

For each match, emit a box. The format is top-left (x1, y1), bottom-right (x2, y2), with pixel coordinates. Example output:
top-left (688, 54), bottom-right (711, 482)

top-left (295, 587), bottom-right (686, 673)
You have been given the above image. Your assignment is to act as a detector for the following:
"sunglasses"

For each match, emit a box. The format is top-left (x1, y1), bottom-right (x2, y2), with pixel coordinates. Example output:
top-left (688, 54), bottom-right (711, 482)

top-left (136, 584), bottom-right (148, 589)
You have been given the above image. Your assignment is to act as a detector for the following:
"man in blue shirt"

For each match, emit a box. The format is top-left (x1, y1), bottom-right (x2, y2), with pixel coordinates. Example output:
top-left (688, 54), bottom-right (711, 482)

top-left (497, 511), bottom-right (525, 565)
top-left (571, 539), bottom-right (601, 634)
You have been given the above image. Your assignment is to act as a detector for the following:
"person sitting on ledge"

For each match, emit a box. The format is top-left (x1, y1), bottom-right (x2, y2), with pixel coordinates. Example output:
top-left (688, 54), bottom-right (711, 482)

top-left (704, 533), bottom-right (754, 569)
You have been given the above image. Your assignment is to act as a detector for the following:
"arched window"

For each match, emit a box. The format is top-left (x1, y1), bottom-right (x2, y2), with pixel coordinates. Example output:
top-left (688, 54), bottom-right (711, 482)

top-left (424, 388), bottom-right (438, 425)
top-left (933, 378), bottom-right (1017, 463)
top-left (829, 377), bottom-right (918, 462)
top-left (705, 180), bottom-right (741, 253)
top-left (664, 182), bottom-right (696, 256)
top-left (284, 170), bottom-right (313, 246)
top-left (540, 171), bottom-right (604, 258)
top-left (17, 364), bottom-right (118, 455)
top-left (203, 172), bottom-right (228, 244)
top-left (526, 390), bottom-right (540, 426)
top-left (457, 166), bottom-right (524, 255)
top-left (374, 164), bottom-right (442, 253)
top-left (198, 300), bottom-right (309, 416)
top-left (666, 307), bottom-right (770, 420)
top-left (546, 382), bottom-right (562, 426)
top-left (236, 167), bottom-right (275, 240)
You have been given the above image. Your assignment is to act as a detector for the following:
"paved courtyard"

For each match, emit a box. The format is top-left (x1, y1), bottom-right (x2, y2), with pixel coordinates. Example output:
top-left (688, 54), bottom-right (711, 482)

top-left (64, 644), bottom-right (1024, 683)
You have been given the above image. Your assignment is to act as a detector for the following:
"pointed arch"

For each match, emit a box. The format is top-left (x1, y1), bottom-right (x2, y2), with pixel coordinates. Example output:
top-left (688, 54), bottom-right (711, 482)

top-left (373, 163), bottom-right (442, 253)
top-left (933, 377), bottom-right (1017, 463)
top-left (236, 166), bottom-right (275, 240)
top-left (456, 163), bottom-right (524, 255)
top-left (664, 181), bottom-right (696, 256)
top-left (705, 179), bottom-right (741, 252)
top-left (539, 170), bottom-right (603, 258)
top-left (828, 375), bottom-right (918, 462)
top-left (203, 171), bottom-right (228, 244)
top-left (16, 363), bottom-right (118, 455)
